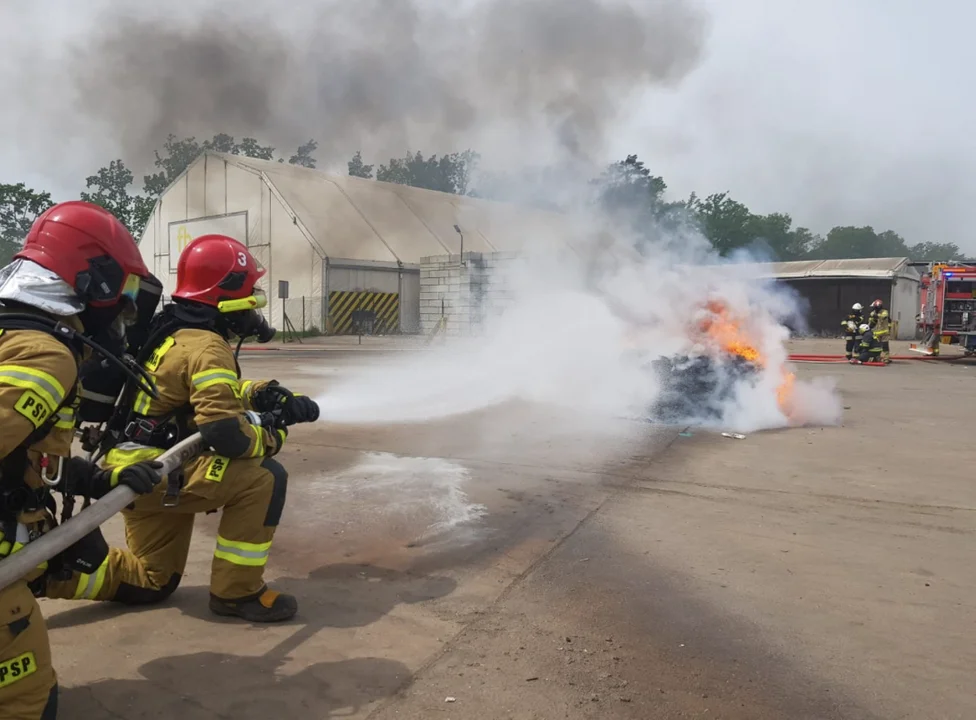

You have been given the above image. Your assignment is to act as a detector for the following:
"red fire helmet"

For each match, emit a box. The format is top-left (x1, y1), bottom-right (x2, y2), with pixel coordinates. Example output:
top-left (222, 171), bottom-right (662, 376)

top-left (15, 201), bottom-right (149, 307)
top-left (172, 234), bottom-right (266, 312)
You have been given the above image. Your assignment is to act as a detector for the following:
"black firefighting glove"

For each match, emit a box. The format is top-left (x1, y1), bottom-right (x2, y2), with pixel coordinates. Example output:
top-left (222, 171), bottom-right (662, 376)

top-left (252, 381), bottom-right (319, 425)
top-left (61, 457), bottom-right (163, 499)
top-left (283, 395), bottom-right (320, 425)
top-left (251, 381), bottom-right (293, 414)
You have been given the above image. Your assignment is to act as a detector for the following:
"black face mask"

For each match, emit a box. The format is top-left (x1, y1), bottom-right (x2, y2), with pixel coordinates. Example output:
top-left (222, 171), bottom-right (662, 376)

top-left (78, 304), bottom-right (125, 341)
top-left (225, 309), bottom-right (276, 343)
top-left (75, 303), bottom-right (129, 424)
top-left (127, 274), bottom-right (164, 356)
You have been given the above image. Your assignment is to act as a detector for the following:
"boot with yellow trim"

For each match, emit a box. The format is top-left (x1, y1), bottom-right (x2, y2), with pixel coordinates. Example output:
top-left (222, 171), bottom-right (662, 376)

top-left (209, 586), bottom-right (298, 622)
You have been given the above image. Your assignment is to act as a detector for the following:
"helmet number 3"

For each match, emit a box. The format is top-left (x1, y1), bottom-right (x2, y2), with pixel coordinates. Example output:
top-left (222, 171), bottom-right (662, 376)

top-left (237, 252), bottom-right (247, 267)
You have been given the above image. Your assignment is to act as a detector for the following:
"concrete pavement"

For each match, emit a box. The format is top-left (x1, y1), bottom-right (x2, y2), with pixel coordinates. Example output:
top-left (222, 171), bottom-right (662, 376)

top-left (40, 342), bottom-right (976, 719)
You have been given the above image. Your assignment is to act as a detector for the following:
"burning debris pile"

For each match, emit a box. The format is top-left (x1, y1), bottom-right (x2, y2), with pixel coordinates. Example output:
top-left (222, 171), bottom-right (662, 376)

top-left (644, 300), bottom-right (798, 427)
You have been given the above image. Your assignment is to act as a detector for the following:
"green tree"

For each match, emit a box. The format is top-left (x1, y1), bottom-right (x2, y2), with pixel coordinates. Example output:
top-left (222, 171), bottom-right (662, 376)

top-left (376, 150), bottom-right (479, 194)
top-left (347, 151), bottom-right (374, 179)
top-left (289, 139), bottom-right (318, 168)
top-left (80, 159), bottom-right (154, 235)
top-left (688, 191), bottom-right (756, 255)
top-left (806, 226), bottom-right (909, 260)
top-left (594, 155), bottom-right (667, 214)
top-left (234, 137), bottom-right (275, 160)
top-left (203, 133), bottom-right (236, 153)
top-left (906, 241), bottom-right (970, 262)
top-left (0, 183), bottom-right (54, 264)
top-left (143, 134), bottom-right (204, 197)
top-left (144, 133), bottom-right (278, 198)
top-left (744, 212), bottom-right (818, 261)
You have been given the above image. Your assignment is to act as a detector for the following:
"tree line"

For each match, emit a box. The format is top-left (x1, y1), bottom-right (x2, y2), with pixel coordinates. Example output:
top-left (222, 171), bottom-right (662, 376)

top-left (1, 135), bottom-right (969, 265)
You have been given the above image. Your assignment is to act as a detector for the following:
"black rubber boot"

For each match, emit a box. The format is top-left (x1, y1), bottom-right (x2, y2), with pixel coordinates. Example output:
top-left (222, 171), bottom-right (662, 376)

top-left (209, 587), bottom-right (298, 622)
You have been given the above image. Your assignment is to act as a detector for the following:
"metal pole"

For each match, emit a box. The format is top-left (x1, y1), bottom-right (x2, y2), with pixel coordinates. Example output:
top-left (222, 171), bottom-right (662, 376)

top-left (453, 224), bottom-right (465, 266)
top-left (302, 297), bottom-right (306, 335)
top-left (0, 433), bottom-right (205, 592)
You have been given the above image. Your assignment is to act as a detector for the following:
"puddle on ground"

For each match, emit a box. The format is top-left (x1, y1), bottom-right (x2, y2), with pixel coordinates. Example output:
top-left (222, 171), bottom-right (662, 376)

top-left (302, 453), bottom-right (488, 546)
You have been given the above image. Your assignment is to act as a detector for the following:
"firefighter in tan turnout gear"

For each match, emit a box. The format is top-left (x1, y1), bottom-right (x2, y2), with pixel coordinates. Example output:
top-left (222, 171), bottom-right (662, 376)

top-left (43, 234), bottom-right (320, 622)
top-left (0, 201), bottom-right (163, 720)
top-left (868, 298), bottom-right (892, 363)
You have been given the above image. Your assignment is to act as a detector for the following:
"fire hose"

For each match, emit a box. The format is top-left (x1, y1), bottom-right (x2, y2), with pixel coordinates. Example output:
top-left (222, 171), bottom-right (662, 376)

top-left (0, 432), bottom-right (205, 593)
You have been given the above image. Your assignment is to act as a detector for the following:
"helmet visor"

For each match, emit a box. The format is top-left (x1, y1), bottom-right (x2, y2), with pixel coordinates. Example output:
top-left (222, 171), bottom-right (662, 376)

top-left (120, 272), bottom-right (141, 304)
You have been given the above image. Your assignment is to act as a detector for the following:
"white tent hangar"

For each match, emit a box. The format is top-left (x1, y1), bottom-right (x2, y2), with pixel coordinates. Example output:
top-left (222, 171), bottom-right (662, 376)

top-left (137, 152), bottom-right (577, 334)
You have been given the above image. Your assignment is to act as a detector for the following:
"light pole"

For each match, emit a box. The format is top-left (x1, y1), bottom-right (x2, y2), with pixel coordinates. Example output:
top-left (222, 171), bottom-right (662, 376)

top-left (453, 224), bottom-right (465, 266)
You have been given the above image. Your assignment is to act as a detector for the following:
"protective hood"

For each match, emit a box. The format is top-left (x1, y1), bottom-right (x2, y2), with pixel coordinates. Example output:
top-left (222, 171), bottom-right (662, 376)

top-left (0, 258), bottom-right (84, 316)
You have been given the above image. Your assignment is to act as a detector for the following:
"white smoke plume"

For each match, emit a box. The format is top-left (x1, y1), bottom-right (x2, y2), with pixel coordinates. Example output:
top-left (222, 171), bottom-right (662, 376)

top-left (316, 210), bottom-right (843, 435)
top-left (2, 0), bottom-right (841, 435)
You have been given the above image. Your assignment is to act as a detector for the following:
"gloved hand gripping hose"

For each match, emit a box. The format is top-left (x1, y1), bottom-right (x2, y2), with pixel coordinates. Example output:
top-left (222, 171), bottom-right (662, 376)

top-left (0, 432), bottom-right (204, 592)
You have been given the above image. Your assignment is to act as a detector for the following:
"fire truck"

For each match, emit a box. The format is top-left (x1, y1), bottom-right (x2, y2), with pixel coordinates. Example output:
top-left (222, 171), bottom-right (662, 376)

top-left (916, 263), bottom-right (976, 356)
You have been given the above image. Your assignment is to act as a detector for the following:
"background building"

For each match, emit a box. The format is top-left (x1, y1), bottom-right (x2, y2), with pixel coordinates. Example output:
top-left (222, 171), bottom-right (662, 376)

top-left (740, 257), bottom-right (920, 338)
top-left (137, 154), bottom-right (920, 340)
top-left (136, 151), bottom-right (574, 334)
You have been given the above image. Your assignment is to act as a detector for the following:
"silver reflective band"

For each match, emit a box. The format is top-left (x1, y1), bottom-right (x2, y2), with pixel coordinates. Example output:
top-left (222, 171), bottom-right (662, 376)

top-left (80, 388), bottom-right (118, 404)
top-left (0, 368), bottom-right (64, 406)
top-left (78, 572), bottom-right (100, 599)
top-left (214, 540), bottom-right (270, 562)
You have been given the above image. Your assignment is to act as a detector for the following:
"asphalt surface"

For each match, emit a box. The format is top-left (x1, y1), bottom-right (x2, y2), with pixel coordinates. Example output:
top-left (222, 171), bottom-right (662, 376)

top-left (39, 339), bottom-right (976, 719)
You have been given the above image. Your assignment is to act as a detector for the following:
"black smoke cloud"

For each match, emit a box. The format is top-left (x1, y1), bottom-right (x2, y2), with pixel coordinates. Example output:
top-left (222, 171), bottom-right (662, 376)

top-left (52, 0), bottom-right (707, 171)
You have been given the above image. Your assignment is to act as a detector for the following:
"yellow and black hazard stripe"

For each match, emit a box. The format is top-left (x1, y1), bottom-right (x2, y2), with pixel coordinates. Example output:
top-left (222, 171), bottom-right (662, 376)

top-left (328, 291), bottom-right (399, 334)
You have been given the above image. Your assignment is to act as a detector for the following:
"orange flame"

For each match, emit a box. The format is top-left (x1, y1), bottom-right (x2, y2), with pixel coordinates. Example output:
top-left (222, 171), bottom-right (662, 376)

top-left (698, 301), bottom-right (764, 365)
top-left (777, 370), bottom-right (796, 415)
top-left (698, 300), bottom-right (795, 416)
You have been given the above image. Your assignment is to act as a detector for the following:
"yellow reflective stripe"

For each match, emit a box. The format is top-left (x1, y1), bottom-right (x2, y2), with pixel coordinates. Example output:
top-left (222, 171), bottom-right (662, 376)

top-left (0, 364), bottom-right (65, 409)
top-left (109, 467), bottom-right (123, 488)
top-left (276, 428), bottom-right (286, 446)
top-left (55, 405), bottom-right (75, 429)
top-left (194, 376), bottom-right (239, 392)
top-left (240, 380), bottom-right (255, 398)
top-left (191, 368), bottom-right (238, 390)
top-left (132, 390), bottom-right (152, 415)
top-left (0, 540), bottom-right (10, 556)
top-left (249, 425), bottom-right (265, 457)
top-left (213, 535), bottom-right (272, 567)
top-left (72, 557), bottom-right (109, 600)
top-left (104, 445), bottom-right (164, 467)
top-left (144, 336), bottom-right (175, 372)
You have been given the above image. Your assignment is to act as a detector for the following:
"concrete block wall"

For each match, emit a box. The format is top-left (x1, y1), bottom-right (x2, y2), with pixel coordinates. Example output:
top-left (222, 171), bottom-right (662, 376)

top-left (419, 252), bottom-right (517, 336)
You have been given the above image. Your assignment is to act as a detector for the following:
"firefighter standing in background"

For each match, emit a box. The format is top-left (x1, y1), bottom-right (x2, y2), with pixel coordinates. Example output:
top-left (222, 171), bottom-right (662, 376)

top-left (0, 202), bottom-right (163, 720)
top-left (855, 323), bottom-right (883, 363)
top-left (43, 235), bottom-right (320, 622)
top-left (868, 298), bottom-right (892, 363)
top-left (841, 302), bottom-right (864, 361)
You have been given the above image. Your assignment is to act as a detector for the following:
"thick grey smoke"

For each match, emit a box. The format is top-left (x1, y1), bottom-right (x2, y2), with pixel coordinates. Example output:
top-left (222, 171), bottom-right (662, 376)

top-left (46, 0), bottom-right (706, 172)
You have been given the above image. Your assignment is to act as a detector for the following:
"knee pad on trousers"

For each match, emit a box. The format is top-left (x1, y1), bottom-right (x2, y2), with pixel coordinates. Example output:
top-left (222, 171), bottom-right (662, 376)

top-left (260, 458), bottom-right (288, 527)
top-left (113, 572), bottom-right (182, 605)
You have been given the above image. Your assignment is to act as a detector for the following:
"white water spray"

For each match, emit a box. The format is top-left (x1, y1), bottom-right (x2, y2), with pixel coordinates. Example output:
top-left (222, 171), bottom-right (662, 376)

top-left (315, 224), bottom-right (843, 434)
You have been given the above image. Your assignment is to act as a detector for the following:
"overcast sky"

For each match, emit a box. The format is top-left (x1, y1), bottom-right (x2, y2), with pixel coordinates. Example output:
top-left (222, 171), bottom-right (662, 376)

top-left (2, 0), bottom-right (973, 250)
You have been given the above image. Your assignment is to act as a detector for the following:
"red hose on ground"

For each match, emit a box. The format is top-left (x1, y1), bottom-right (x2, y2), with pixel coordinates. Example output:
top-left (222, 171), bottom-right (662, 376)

top-left (787, 353), bottom-right (942, 362)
